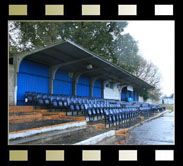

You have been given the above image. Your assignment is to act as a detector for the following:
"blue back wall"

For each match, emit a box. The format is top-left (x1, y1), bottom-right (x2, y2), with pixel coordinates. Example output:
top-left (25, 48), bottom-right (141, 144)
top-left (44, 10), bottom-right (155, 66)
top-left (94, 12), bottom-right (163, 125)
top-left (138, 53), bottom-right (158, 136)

top-left (17, 60), bottom-right (49, 105)
top-left (93, 80), bottom-right (102, 98)
top-left (121, 87), bottom-right (126, 101)
top-left (136, 92), bottom-right (139, 101)
top-left (53, 70), bottom-right (73, 95)
top-left (76, 76), bottom-right (90, 97)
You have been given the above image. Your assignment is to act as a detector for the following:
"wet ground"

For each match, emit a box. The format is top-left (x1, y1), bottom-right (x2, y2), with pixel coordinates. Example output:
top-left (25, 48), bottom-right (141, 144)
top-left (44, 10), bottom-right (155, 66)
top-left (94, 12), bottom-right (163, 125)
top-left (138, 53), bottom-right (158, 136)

top-left (9, 111), bottom-right (174, 145)
top-left (97, 111), bottom-right (174, 145)
top-left (124, 111), bottom-right (174, 145)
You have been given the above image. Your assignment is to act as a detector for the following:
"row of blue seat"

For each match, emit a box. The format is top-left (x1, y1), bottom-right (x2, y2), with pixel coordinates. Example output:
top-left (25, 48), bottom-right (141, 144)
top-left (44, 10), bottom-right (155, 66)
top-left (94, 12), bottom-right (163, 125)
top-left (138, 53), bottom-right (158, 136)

top-left (24, 92), bottom-right (166, 128)
top-left (25, 92), bottom-right (165, 112)
top-left (25, 92), bottom-right (122, 108)
top-left (104, 108), bottom-right (139, 128)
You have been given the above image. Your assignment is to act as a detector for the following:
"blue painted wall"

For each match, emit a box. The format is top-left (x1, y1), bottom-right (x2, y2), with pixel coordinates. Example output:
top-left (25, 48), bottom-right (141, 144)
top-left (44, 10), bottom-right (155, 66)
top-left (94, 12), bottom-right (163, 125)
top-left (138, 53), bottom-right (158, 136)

top-left (53, 70), bottom-right (72, 95)
top-left (136, 92), bottom-right (139, 101)
top-left (76, 76), bottom-right (90, 97)
top-left (121, 91), bottom-right (125, 100)
top-left (127, 90), bottom-right (133, 102)
top-left (133, 91), bottom-right (136, 101)
top-left (121, 87), bottom-right (127, 101)
top-left (93, 80), bottom-right (102, 98)
top-left (17, 60), bottom-right (49, 105)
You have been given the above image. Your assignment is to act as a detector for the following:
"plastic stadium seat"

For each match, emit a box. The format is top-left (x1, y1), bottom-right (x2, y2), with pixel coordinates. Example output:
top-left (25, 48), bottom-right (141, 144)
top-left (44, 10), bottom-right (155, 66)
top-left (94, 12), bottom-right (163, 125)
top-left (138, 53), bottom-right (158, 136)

top-left (69, 103), bottom-right (75, 115)
top-left (25, 92), bottom-right (33, 104)
top-left (37, 97), bottom-right (44, 106)
top-left (63, 100), bottom-right (68, 108)
top-left (91, 108), bottom-right (97, 120)
top-left (23, 92), bottom-right (163, 128)
top-left (75, 103), bottom-right (81, 115)
top-left (80, 104), bottom-right (85, 111)
top-left (52, 99), bottom-right (58, 108)
top-left (58, 100), bottom-right (63, 108)
top-left (87, 109), bottom-right (93, 121)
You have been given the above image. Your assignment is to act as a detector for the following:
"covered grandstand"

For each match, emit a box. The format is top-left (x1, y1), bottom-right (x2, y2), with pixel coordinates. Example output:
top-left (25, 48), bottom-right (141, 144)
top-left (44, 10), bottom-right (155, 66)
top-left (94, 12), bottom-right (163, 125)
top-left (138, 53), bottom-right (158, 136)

top-left (9, 40), bottom-right (153, 106)
top-left (8, 40), bottom-right (166, 145)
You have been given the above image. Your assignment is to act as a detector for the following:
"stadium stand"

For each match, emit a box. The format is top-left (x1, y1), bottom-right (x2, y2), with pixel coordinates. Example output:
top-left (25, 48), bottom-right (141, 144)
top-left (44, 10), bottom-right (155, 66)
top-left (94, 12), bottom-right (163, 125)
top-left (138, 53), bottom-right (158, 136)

top-left (24, 91), bottom-right (165, 128)
top-left (9, 40), bottom-right (166, 132)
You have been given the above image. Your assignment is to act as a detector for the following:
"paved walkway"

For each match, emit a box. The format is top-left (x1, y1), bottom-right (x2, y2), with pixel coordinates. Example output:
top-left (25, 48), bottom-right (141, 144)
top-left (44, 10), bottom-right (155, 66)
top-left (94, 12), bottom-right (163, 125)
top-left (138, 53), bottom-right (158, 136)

top-left (124, 111), bottom-right (174, 145)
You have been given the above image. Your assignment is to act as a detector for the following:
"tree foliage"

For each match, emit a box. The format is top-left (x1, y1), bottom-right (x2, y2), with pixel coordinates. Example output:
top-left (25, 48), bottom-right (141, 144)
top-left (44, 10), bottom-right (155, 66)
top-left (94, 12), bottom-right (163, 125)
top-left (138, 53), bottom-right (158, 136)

top-left (9, 22), bottom-right (139, 73)
top-left (9, 21), bottom-right (162, 100)
top-left (134, 57), bottom-right (162, 100)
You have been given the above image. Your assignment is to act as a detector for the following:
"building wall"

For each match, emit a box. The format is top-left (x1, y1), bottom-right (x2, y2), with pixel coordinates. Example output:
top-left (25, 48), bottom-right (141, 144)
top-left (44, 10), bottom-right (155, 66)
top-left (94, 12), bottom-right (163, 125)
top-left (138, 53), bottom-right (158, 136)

top-left (76, 76), bottom-right (90, 97)
top-left (9, 60), bottom-right (154, 105)
top-left (17, 60), bottom-right (49, 105)
top-left (104, 85), bottom-right (120, 100)
top-left (93, 80), bottom-right (102, 98)
top-left (121, 86), bottom-right (139, 102)
top-left (139, 96), bottom-right (144, 102)
top-left (121, 87), bottom-right (126, 101)
top-left (160, 98), bottom-right (174, 105)
top-left (9, 64), bottom-right (15, 105)
top-left (53, 69), bottom-right (73, 95)
top-left (104, 84), bottom-right (139, 101)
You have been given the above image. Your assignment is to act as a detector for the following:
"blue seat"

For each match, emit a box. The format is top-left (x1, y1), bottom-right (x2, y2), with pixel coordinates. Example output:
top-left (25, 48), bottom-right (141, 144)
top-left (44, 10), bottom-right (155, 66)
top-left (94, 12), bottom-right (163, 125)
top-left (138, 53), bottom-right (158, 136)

top-left (100, 107), bottom-right (104, 117)
top-left (25, 92), bottom-right (34, 104)
top-left (58, 100), bottom-right (63, 108)
top-left (91, 107), bottom-right (97, 120)
top-left (87, 109), bottom-right (93, 121)
top-left (68, 103), bottom-right (75, 115)
top-left (23, 92), bottom-right (158, 128)
top-left (80, 104), bottom-right (85, 111)
top-left (52, 99), bottom-right (58, 108)
top-left (44, 97), bottom-right (50, 106)
top-left (63, 100), bottom-right (68, 108)
top-left (75, 103), bottom-right (81, 115)
top-left (37, 97), bottom-right (44, 106)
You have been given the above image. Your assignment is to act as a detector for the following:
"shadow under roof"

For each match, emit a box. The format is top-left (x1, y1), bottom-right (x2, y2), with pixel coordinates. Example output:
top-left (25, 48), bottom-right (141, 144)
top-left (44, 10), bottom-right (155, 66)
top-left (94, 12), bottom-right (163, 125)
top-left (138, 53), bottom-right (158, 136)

top-left (11, 40), bottom-right (154, 91)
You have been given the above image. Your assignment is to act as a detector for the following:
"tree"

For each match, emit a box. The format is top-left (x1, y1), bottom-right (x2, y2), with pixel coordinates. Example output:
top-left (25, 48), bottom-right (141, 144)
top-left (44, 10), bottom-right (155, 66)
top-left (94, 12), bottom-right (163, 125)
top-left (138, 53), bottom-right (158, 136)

top-left (139, 89), bottom-right (149, 101)
top-left (9, 21), bottom-right (162, 100)
top-left (134, 57), bottom-right (162, 100)
top-left (9, 22), bottom-right (128, 61)
top-left (9, 22), bottom-right (139, 69)
top-left (113, 33), bottom-right (141, 73)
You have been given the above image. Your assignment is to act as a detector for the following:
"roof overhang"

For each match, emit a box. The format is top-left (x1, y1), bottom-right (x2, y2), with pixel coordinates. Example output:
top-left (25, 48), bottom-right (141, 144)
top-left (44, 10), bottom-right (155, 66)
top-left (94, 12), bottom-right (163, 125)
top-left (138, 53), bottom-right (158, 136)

top-left (10, 40), bottom-right (154, 91)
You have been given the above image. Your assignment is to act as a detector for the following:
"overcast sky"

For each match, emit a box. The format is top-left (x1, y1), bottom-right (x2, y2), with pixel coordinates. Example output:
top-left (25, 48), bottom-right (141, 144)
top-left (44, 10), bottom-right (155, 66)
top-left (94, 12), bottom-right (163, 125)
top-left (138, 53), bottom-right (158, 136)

top-left (124, 21), bottom-right (174, 97)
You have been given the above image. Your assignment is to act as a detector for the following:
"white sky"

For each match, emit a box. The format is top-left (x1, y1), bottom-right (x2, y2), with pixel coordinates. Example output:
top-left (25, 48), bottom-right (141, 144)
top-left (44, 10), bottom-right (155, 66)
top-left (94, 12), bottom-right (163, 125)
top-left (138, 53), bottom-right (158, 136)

top-left (124, 21), bottom-right (174, 97)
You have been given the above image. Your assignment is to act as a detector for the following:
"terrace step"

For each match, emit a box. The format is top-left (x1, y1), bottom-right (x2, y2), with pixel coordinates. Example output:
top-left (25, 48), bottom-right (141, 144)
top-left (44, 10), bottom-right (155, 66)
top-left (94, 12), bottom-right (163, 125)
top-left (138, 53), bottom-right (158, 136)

top-left (9, 107), bottom-right (84, 124)
top-left (9, 125), bottom-right (93, 145)
top-left (34, 109), bottom-right (48, 114)
top-left (10, 124), bottom-right (112, 145)
top-left (9, 112), bottom-right (43, 124)
top-left (44, 126), bottom-right (110, 145)
top-left (9, 106), bottom-right (34, 113)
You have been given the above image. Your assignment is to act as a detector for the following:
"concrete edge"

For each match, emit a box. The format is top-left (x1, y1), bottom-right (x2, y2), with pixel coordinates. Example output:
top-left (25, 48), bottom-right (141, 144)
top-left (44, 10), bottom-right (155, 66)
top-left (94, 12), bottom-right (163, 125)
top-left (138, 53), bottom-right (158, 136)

top-left (9, 121), bottom-right (87, 140)
top-left (74, 130), bottom-right (115, 145)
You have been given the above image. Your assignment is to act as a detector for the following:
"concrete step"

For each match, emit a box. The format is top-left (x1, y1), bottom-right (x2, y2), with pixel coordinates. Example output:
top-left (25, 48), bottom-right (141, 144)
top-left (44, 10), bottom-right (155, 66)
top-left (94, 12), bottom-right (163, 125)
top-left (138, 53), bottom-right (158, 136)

top-left (34, 109), bottom-right (48, 114)
top-left (9, 126), bottom-right (95, 145)
top-left (48, 127), bottom-right (110, 145)
top-left (9, 108), bottom-right (84, 124)
top-left (9, 112), bottom-right (43, 123)
top-left (9, 122), bottom-right (112, 145)
top-left (9, 106), bottom-right (34, 113)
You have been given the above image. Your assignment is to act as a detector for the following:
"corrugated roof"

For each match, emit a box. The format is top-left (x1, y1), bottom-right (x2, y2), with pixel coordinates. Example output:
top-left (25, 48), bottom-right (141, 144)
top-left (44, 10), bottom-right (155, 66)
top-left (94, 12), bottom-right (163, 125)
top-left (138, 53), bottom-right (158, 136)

top-left (11, 40), bottom-right (154, 90)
